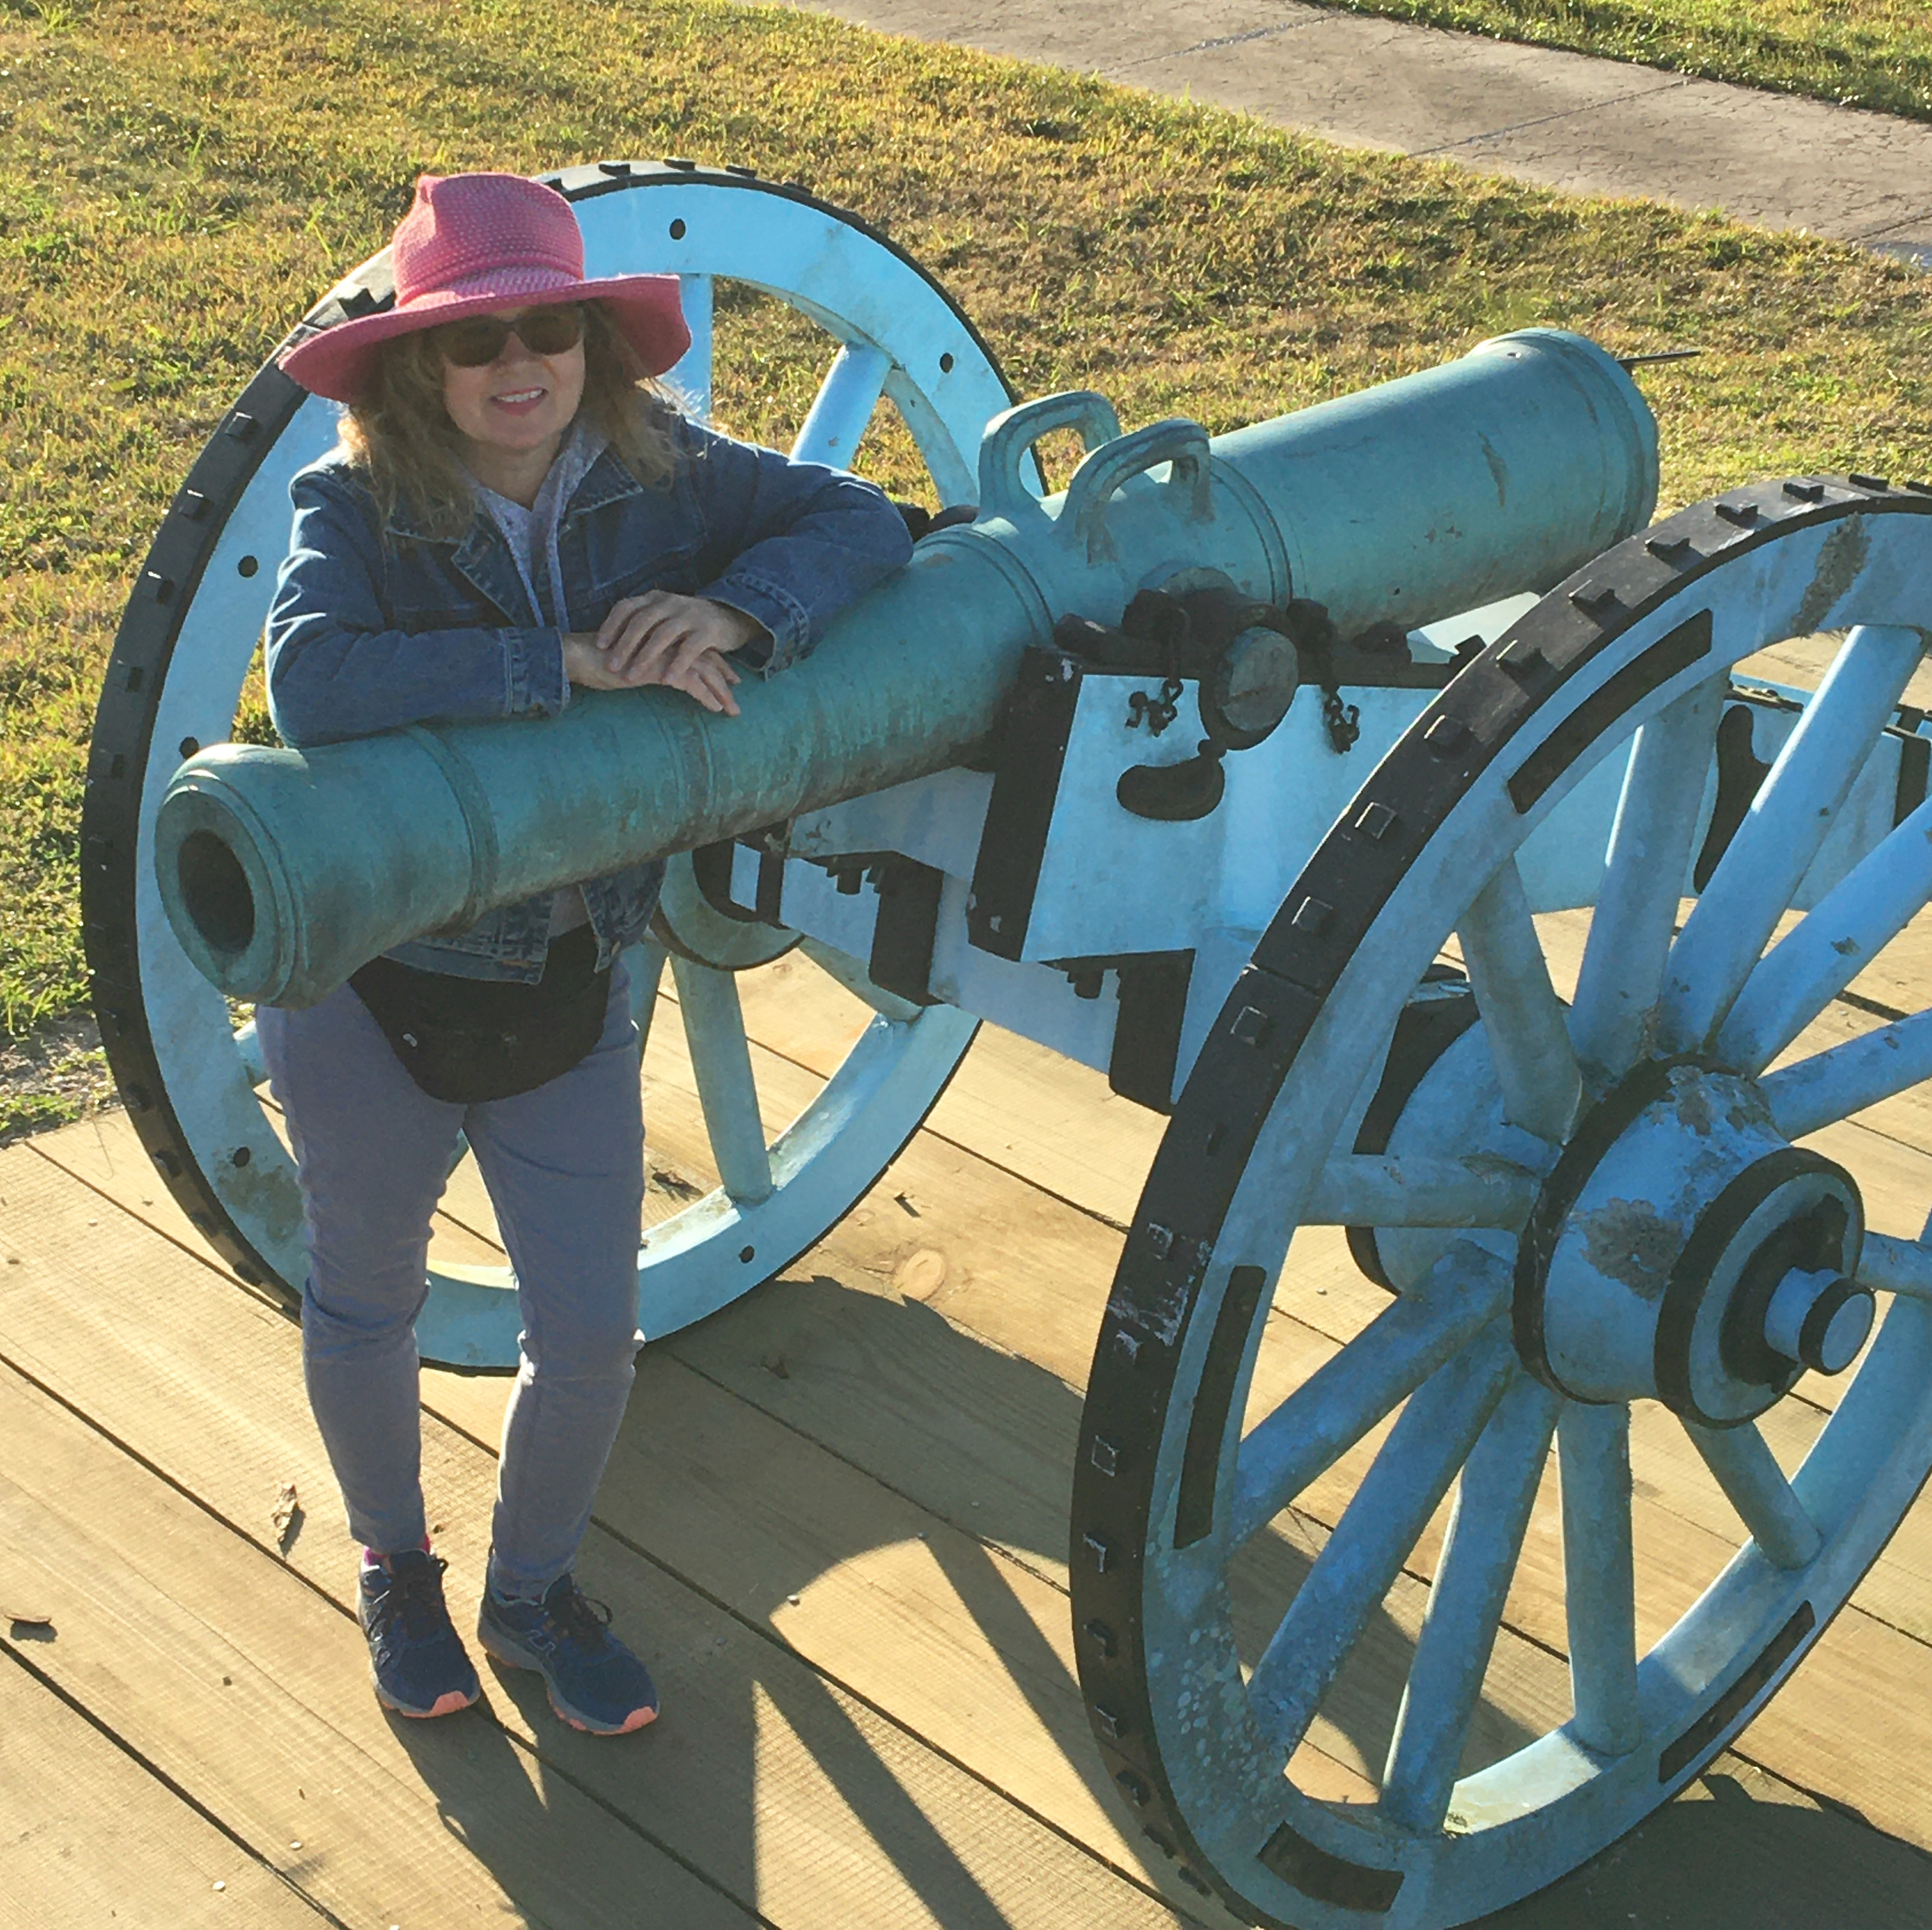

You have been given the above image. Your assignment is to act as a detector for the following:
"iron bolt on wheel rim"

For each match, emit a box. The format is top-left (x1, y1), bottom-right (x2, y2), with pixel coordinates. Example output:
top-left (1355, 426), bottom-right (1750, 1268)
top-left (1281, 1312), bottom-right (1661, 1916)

top-left (1074, 478), bottom-right (1932, 1926)
top-left (83, 162), bottom-right (1005, 1365)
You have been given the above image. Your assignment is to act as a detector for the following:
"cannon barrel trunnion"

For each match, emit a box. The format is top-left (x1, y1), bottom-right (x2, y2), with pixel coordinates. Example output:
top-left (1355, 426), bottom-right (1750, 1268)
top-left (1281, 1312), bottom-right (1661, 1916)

top-left (88, 162), bottom-right (1932, 1930)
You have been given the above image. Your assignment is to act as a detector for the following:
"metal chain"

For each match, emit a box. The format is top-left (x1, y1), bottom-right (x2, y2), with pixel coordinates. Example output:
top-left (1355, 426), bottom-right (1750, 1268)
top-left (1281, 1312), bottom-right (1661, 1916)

top-left (1126, 676), bottom-right (1184, 736)
top-left (1282, 598), bottom-right (1361, 754)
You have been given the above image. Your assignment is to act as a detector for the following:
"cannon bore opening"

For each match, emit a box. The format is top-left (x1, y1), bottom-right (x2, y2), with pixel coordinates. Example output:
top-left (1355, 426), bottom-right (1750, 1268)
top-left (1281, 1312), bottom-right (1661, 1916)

top-left (177, 830), bottom-right (255, 958)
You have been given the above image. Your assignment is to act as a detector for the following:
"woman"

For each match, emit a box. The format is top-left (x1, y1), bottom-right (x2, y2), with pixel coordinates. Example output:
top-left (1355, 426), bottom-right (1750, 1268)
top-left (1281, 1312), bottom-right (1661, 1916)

top-left (263, 171), bottom-right (912, 1734)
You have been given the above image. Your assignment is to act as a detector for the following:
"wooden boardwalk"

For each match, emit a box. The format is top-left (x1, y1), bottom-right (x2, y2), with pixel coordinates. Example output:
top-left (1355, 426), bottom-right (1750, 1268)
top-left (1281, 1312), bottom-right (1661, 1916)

top-left (9, 752), bottom-right (1932, 1919)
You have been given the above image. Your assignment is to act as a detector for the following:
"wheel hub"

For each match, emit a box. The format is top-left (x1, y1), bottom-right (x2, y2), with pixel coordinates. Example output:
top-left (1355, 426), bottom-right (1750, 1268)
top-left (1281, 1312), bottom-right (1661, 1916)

top-left (1517, 1058), bottom-right (1871, 1424)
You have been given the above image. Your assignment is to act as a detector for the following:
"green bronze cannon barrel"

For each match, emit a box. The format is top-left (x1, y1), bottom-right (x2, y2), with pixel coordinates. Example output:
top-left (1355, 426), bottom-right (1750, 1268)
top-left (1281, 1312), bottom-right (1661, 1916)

top-left (155, 328), bottom-right (1657, 1008)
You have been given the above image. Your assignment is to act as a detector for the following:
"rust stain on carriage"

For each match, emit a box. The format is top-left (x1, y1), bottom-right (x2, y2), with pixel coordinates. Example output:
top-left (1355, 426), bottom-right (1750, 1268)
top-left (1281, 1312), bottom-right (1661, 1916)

top-left (216, 1155), bottom-right (304, 1248)
top-left (1577, 1197), bottom-right (1680, 1299)
top-left (1669, 1074), bottom-right (1721, 1137)
top-left (1794, 514), bottom-right (1871, 639)
top-left (1666, 1064), bottom-right (1777, 1141)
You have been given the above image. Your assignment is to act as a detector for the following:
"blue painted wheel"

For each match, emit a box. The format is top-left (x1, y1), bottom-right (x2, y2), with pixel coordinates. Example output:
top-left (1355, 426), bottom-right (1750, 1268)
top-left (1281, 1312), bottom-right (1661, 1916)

top-left (1073, 477), bottom-right (1932, 1925)
top-left (83, 162), bottom-right (1001, 1366)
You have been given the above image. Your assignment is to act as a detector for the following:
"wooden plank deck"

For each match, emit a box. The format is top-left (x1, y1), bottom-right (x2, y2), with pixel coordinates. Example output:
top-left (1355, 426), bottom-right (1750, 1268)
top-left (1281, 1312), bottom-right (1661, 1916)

top-left (8, 649), bottom-right (1932, 1926)
top-left (3, 988), bottom-right (1929, 1928)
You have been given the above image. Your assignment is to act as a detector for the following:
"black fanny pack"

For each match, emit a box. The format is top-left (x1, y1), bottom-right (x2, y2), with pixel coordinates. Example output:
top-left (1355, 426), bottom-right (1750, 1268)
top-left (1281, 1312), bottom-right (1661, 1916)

top-left (349, 924), bottom-right (613, 1105)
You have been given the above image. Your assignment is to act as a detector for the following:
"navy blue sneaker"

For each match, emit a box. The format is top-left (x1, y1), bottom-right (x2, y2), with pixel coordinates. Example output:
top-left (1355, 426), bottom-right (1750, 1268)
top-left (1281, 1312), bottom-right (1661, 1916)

top-left (478, 1574), bottom-right (659, 1735)
top-left (359, 1549), bottom-right (481, 1719)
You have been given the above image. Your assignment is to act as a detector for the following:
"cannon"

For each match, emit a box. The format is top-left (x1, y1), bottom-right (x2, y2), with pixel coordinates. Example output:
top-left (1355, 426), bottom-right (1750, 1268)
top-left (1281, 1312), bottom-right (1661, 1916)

top-left (85, 164), bottom-right (1932, 1929)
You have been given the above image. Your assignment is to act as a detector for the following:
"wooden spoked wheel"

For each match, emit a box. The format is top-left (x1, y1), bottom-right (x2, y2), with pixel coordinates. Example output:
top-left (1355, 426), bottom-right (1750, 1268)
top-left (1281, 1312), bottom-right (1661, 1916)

top-left (82, 162), bottom-right (1005, 1367)
top-left (1073, 476), bottom-right (1932, 1925)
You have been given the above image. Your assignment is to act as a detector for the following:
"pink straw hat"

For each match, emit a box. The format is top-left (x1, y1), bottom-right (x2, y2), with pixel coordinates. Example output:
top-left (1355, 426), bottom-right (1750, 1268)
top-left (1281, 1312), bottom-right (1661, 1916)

top-left (279, 172), bottom-right (690, 404)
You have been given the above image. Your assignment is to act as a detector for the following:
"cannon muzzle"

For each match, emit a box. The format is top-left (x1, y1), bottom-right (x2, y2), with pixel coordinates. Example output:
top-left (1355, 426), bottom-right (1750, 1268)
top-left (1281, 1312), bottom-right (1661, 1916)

top-left (157, 328), bottom-right (1656, 1006)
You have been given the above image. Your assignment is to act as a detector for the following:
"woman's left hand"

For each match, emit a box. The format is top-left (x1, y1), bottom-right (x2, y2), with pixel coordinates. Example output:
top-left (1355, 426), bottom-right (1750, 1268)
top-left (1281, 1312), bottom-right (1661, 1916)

top-left (596, 592), bottom-right (766, 684)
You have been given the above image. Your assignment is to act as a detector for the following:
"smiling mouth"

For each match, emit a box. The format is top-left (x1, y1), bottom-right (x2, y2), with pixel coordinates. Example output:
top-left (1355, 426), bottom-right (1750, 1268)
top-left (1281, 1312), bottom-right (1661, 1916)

top-left (493, 388), bottom-right (546, 406)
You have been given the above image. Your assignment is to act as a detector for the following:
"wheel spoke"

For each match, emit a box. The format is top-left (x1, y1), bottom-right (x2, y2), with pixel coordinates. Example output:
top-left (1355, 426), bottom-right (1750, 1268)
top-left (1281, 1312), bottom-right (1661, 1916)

top-left (232, 1015), bottom-right (267, 1088)
top-left (1247, 1325), bottom-right (1517, 1761)
top-left (670, 954), bottom-right (775, 1205)
top-left (1302, 1154), bottom-right (1539, 1229)
top-left (790, 342), bottom-right (892, 469)
top-left (798, 935), bottom-right (921, 1025)
top-left (1381, 1374), bottom-right (1560, 1832)
top-left (1720, 791), bottom-right (1932, 1073)
top-left (1660, 626), bottom-right (1926, 1052)
top-left (1558, 1401), bottom-right (1643, 1756)
top-left (1760, 1006), bottom-right (1932, 1140)
top-left (1458, 857), bottom-right (1582, 1143)
top-left (1683, 1418), bottom-right (1822, 1570)
top-left (1859, 1230), bottom-right (1932, 1302)
top-left (668, 273), bottom-right (714, 423)
top-left (1569, 676), bottom-right (1725, 1076)
top-left (1230, 1242), bottom-right (1514, 1547)
top-left (626, 939), bottom-right (669, 1056)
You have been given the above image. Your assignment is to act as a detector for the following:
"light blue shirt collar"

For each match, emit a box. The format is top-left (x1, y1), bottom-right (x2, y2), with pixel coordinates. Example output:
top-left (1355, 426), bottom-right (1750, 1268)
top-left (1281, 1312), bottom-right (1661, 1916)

top-left (469, 418), bottom-right (608, 628)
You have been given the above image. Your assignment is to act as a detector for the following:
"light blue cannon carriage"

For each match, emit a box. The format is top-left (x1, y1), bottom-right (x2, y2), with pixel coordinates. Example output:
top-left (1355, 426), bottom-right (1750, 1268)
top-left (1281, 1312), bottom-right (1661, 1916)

top-left (87, 166), bottom-right (1932, 1928)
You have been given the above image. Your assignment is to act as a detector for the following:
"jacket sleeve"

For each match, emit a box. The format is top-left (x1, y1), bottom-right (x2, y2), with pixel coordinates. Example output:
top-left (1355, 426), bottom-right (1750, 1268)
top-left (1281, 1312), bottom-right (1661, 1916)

top-left (265, 465), bottom-right (569, 748)
top-left (678, 424), bottom-right (914, 675)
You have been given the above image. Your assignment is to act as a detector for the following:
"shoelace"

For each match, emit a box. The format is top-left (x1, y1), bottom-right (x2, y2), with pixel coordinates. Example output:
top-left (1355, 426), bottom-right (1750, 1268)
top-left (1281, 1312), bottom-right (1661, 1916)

top-left (542, 1579), bottom-right (615, 1653)
top-left (370, 1555), bottom-right (452, 1645)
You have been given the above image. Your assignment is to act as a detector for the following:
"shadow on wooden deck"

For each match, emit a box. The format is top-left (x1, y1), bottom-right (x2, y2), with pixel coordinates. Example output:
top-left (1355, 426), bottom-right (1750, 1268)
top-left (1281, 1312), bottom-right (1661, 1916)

top-left (4, 1029), bottom-right (1931, 1926)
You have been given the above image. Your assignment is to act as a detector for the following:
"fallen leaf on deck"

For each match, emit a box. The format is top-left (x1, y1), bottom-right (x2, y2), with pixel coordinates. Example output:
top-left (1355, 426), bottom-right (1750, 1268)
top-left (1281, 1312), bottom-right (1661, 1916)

top-left (272, 1481), bottom-right (304, 1556)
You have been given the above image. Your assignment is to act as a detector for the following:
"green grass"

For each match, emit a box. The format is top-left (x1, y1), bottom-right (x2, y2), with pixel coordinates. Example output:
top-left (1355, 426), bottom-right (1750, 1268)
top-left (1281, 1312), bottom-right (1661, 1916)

top-left (0, 0), bottom-right (1928, 1047)
top-left (1318, 0), bottom-right (1932, 124)
top-left (0, 1084), bottom-right (92, 1141)
top-left (0, 1089), bottom-right (81, 1135)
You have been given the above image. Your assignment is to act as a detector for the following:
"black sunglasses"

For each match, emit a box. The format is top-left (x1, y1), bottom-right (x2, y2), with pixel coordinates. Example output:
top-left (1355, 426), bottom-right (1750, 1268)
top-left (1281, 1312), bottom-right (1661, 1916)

top-left (433, 304), bottom-right (585, 368)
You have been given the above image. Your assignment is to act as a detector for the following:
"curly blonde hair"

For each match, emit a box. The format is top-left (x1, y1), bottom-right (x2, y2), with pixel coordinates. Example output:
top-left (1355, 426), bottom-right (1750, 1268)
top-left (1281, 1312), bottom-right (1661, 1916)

top-left (336, 300), bottom-right (683, 538)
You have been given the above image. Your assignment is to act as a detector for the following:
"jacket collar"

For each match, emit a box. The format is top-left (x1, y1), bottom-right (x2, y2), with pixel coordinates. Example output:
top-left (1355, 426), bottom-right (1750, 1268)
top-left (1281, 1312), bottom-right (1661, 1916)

top-left (447, 517), bottom-right (535, 626)
top-left (563, 443), bottom-right (646, 518)
top-left (381, 440), bottom-right (643, 546)
top-left (381, 434), bottom-right (645, 627)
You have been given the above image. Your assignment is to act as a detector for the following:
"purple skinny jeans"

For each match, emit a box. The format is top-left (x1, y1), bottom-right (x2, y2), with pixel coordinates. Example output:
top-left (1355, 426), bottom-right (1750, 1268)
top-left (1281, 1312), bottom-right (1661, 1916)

top-left (257, 957), bottom-right (643, 1599)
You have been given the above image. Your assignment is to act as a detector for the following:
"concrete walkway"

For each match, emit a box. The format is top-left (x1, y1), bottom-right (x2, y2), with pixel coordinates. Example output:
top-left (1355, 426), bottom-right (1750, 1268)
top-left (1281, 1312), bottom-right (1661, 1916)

top-left (770, 0), bottom-right (1932, 263)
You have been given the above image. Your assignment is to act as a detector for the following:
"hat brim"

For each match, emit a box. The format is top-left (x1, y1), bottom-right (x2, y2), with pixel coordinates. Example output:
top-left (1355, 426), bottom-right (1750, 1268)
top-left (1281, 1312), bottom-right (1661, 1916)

top-left (278, 272), bottom-right (691, 404)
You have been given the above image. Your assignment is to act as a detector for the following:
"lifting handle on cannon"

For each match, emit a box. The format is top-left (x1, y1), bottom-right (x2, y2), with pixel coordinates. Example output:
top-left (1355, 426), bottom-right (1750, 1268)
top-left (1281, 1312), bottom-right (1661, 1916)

top-left (977, 390), bottom-right (1123, 528)
top-left (1065, 418), bottom-right (1215, 564)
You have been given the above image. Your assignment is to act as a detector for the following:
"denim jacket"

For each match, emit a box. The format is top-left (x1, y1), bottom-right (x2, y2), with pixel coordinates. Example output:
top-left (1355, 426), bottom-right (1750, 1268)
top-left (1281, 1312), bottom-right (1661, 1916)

top-left (265, 416), bottom-right (913, 982)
